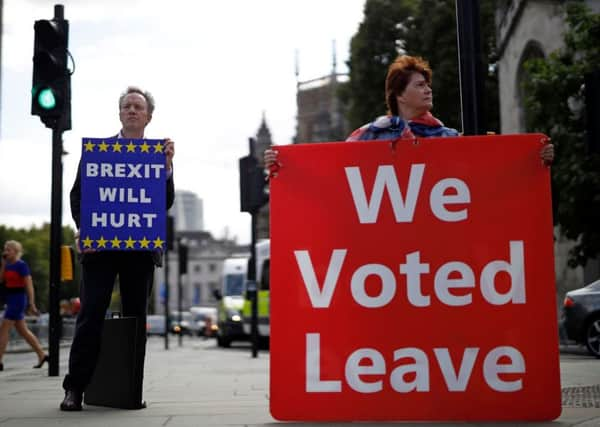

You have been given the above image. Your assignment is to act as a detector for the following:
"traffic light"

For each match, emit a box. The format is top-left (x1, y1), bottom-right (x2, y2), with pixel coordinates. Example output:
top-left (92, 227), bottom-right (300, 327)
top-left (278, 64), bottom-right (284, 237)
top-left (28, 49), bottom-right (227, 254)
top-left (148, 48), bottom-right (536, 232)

top-left (60, 245), bottom-right (74, 282)
top-left (239, 155), bottom-right (269, 213)
top-left (32, 17), bottom-right (71, 130)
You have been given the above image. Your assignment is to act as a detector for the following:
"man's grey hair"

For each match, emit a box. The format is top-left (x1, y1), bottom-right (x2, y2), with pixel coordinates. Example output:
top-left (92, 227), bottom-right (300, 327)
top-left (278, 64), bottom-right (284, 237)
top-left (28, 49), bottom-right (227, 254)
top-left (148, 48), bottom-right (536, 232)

top-left (119, 86), bottom-right (155, 115)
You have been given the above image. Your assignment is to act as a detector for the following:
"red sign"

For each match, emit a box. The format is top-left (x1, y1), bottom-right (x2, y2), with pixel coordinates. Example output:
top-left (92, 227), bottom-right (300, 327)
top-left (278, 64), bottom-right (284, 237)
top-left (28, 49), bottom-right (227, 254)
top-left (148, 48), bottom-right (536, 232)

top-left (269, 134), bottom-right (560, 422)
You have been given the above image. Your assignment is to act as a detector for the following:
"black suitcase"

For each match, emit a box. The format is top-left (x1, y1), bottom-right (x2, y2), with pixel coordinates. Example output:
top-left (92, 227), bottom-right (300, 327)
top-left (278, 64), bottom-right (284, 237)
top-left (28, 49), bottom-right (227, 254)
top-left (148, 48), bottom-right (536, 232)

top-left (84, 315), bottom-right (146, 409)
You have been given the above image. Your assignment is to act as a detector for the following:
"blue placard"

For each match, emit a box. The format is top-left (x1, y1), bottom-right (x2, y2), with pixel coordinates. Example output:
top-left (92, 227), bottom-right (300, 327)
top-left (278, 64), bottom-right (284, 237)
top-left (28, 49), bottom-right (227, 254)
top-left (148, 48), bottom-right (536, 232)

top-left (79, 138), bottom-right (167, 252)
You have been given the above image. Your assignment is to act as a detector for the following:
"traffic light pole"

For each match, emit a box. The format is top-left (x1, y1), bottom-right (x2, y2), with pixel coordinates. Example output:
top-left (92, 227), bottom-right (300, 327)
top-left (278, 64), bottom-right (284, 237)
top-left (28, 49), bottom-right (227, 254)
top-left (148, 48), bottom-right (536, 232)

top-left (249, 210), bottom-right (259, 358)
top-left (177, 238), bottom-right (183, 347)
top-left (164, 249), bottom-right (170, 350)
top-left (48, 126), bottom-right (63, 377)
top-left (455, 0), bottom-right (485, 135)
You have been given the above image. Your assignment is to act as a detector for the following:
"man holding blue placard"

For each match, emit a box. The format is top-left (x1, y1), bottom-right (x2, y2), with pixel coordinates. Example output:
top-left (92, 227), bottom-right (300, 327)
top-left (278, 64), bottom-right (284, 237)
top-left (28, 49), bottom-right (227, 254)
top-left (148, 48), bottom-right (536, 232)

top-left (60, 86), bottom-right (175, 411)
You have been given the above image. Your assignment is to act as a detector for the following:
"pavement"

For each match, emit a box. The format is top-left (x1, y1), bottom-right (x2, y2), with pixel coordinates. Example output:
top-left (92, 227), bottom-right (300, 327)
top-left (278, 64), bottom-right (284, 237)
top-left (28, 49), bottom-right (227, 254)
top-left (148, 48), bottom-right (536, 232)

top-left (1, 338), bottom-right (599, 427)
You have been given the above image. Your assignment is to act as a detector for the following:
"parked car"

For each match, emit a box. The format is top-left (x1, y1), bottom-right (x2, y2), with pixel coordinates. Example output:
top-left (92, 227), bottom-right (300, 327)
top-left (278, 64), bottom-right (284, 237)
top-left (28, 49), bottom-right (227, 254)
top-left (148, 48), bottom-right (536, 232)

top-left (561, 279), bottom-right (600, 358)
top-left (190, 306), bottom-right (218, 337)
top-left (170, 311), bottom-right (198, 335)
top-left (146, 314), bottom-right (166, 336)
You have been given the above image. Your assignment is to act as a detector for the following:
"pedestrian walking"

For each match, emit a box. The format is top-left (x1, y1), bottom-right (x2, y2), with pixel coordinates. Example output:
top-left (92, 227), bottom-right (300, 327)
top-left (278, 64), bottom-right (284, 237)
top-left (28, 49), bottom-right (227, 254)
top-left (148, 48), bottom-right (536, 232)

top-left (0, 240), bottom-right (49, 371)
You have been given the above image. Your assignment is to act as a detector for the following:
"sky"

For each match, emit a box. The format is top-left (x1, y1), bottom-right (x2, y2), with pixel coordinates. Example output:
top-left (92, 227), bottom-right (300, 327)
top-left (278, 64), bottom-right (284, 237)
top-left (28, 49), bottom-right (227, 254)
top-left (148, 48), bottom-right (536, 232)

top-left (0, 0), bottom-right (366, 244)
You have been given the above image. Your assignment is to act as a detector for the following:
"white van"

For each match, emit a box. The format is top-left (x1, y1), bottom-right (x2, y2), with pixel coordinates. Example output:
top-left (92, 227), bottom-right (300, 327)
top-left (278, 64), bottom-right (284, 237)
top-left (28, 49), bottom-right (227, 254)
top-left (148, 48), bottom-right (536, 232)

top-left (215, 256), bottom-right (249, 347)
top-left (242, 239), bottom-right (270, 340)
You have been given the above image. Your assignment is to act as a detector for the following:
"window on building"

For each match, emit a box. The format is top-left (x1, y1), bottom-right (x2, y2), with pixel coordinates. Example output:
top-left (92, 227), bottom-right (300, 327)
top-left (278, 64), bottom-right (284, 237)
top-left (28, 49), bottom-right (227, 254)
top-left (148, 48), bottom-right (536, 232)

top-left (209, 263), bottom-right (216, 273)
top-left (194, 264), bottom-right (201, 273)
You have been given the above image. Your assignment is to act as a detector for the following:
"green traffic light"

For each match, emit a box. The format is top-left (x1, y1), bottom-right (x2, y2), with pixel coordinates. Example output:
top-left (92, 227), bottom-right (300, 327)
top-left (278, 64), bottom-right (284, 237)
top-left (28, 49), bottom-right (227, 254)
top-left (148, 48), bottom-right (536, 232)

top-left (37, 88), bottom-right (56, 110)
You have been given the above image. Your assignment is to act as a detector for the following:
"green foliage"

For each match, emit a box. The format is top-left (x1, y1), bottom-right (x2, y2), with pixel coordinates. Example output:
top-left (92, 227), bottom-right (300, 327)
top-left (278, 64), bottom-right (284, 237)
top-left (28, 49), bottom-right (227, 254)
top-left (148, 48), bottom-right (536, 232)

top-left (524, 2), bottom-right (600, 267)
top-left (0, 223), bottom-right (80, 311)
top-left (342, 0), bottom-right (499, 133)
top-left (341, 0), bottom-right (417, 130)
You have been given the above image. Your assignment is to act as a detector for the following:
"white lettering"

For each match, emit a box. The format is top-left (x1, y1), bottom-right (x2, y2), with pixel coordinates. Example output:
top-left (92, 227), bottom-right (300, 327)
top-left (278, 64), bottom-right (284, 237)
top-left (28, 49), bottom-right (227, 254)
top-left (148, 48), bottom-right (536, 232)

top-left (115, 163), bottom-right (126, 178)
top-left (390, 348), bottom-right (430, 392)
top-left (480, 241), bottom-right (526, 305)
top-left (430, 178), bottom-right (470, 222)
top-left (142, 213), bottom-right (156, 227)
top-left (91, 212), bottom-right (106, 227)
top-left (434, 348), bottom-right (478, 391)
top-left (98, 188), bottom-right (117, 202)
top-left (351, 264), bottom-right (396, 308)
top-left (345, 349), bottom-right (385, 393)
top-left (399, 251), bottom-right (430, 307)
top-left (82, 163), bottom-right (165, 178)
top-left (345, 164), bottom-right (424, 224)
top-left (434, 262), bottom-right (475, 306)
top-left (86, 163), bottom-right (98, 177)
top-left (306, 333), bottom-right (341, 392)
top-left (294, 249), bottom-right (347, 308)
top-left (483, 346), bottom-right (525, 392)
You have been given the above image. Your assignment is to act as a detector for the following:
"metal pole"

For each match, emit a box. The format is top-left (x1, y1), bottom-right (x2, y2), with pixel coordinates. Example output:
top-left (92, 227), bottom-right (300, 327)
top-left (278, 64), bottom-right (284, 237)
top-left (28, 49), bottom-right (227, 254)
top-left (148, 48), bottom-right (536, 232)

top-left (177, 238), bottom-right (183, 347)
top-left (48, 127), bottom-right (62, 377)
top-left (455, 0), bottom-right (485, 135)
top-left (249, 210), bottom-right (258, 358)
top-left (164, 250), bottom-right (169, 350)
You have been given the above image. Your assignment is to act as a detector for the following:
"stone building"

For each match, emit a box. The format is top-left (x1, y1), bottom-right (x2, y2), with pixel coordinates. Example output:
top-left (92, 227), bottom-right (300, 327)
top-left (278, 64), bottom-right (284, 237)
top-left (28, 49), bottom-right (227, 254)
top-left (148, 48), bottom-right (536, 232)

top-left (295, 71), bottom-right (350, 144)
top-left (152, 230), bottom-right (248, 314)
top-left (495, 0), bottom-right (600, 304)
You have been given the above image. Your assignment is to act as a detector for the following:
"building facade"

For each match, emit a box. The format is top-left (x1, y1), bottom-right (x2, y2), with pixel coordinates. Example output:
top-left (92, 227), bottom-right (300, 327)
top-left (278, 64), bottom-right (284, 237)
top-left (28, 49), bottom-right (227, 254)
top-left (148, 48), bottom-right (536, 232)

top-left (152, 230), bottom-right (248, 314)
top-left (495, 0), bottom-right (600, 304)
top-left (295, 72), bottom-right (350, 144)
top-left (170, 190), bottom-right (204, 232)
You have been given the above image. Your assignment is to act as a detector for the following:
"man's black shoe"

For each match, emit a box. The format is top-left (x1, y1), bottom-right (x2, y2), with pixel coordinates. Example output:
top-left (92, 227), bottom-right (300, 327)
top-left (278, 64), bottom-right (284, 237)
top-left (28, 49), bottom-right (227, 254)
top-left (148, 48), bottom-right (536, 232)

top-left (60, 390), bottom-right (83, 411)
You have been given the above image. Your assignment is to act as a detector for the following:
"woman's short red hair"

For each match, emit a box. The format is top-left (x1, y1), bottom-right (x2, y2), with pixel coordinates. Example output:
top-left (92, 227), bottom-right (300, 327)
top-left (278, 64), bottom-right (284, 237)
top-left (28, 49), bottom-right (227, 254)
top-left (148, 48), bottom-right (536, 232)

top-left (385, 55), bottom-right (432, 116)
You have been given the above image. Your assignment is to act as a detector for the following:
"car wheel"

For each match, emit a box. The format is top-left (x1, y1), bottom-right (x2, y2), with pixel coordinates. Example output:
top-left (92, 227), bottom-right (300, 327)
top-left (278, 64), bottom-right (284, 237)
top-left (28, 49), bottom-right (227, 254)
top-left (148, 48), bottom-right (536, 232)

top-left (585, 317), bottom-right (600, 358)
top-left (217, 335), bottom-right (231, 348)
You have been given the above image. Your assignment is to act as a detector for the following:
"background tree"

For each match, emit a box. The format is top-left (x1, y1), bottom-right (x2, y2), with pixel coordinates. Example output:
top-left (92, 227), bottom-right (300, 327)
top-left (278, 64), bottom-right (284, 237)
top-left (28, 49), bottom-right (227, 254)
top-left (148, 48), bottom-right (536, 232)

top-left (340, 0), bottom-right (417, 130)
top-left (342, 0), bottom-right (499, 133)
top-left (524, 2), bottom-right (600, 267)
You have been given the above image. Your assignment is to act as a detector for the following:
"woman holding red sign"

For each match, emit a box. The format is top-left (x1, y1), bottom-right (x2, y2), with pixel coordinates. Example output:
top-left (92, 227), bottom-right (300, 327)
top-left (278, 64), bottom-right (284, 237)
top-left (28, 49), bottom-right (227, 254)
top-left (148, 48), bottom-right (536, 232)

top-left (264, 55), bottom-right (554, 169)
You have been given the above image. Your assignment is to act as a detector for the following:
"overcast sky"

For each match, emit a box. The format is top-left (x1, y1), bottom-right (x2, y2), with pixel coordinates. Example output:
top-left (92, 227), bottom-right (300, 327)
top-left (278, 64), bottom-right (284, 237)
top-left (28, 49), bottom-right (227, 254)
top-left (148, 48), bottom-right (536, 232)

top-left (0, 0), bottom-right (365, 244)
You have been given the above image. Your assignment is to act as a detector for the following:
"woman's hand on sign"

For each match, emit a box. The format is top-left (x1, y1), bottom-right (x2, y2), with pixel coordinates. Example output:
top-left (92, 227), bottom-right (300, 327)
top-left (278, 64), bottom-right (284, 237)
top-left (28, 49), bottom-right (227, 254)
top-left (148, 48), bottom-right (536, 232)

top-left (540, 142), bottom-right (554, 166)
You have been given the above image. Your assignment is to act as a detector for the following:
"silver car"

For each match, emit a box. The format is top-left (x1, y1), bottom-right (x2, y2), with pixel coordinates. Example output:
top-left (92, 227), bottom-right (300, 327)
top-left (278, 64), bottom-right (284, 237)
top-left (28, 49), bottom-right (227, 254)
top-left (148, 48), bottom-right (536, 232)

top-left (562, 279), bottom-right (600, 358)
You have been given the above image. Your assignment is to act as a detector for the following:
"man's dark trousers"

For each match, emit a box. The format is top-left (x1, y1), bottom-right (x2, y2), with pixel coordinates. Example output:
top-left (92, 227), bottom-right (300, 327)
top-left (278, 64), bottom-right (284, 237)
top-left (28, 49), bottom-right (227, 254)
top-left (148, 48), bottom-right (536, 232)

top-left (62, 251), bottom-right (154, 392)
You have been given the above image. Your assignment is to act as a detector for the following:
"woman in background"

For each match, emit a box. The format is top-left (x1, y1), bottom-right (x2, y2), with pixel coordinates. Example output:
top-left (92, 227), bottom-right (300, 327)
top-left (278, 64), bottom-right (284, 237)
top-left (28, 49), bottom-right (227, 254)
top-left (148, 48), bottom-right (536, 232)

top-left (0, 240), bottom-right (48, 371)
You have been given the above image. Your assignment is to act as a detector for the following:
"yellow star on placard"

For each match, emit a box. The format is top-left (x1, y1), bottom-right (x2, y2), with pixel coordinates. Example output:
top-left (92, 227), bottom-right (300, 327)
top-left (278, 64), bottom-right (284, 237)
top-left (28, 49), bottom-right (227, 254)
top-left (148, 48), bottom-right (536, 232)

top-left (98, 141), bottom-right (109, 152)
top-left (82, 236), bottom-right (94, 248)
top-left (126, 141), bottom-right (137, 152)
top-left (153, 142), bottom-right (164, 153)
top-left (139, 236), bottom-right (150, 248)
top-left (110, 236), bottom-right (122, 248)
top-left (84, 140), bottom-right (95, 152)
top-left (152, 237), bottom-right (164, 249)
top-left (140, 142), bottom-right (150, 153)
top-left (96, 236), bottom-right (108, 248)
top-left (125, 236), bottom-right (136, 249)
top-left (112, 141), bottom-right (123, 152)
